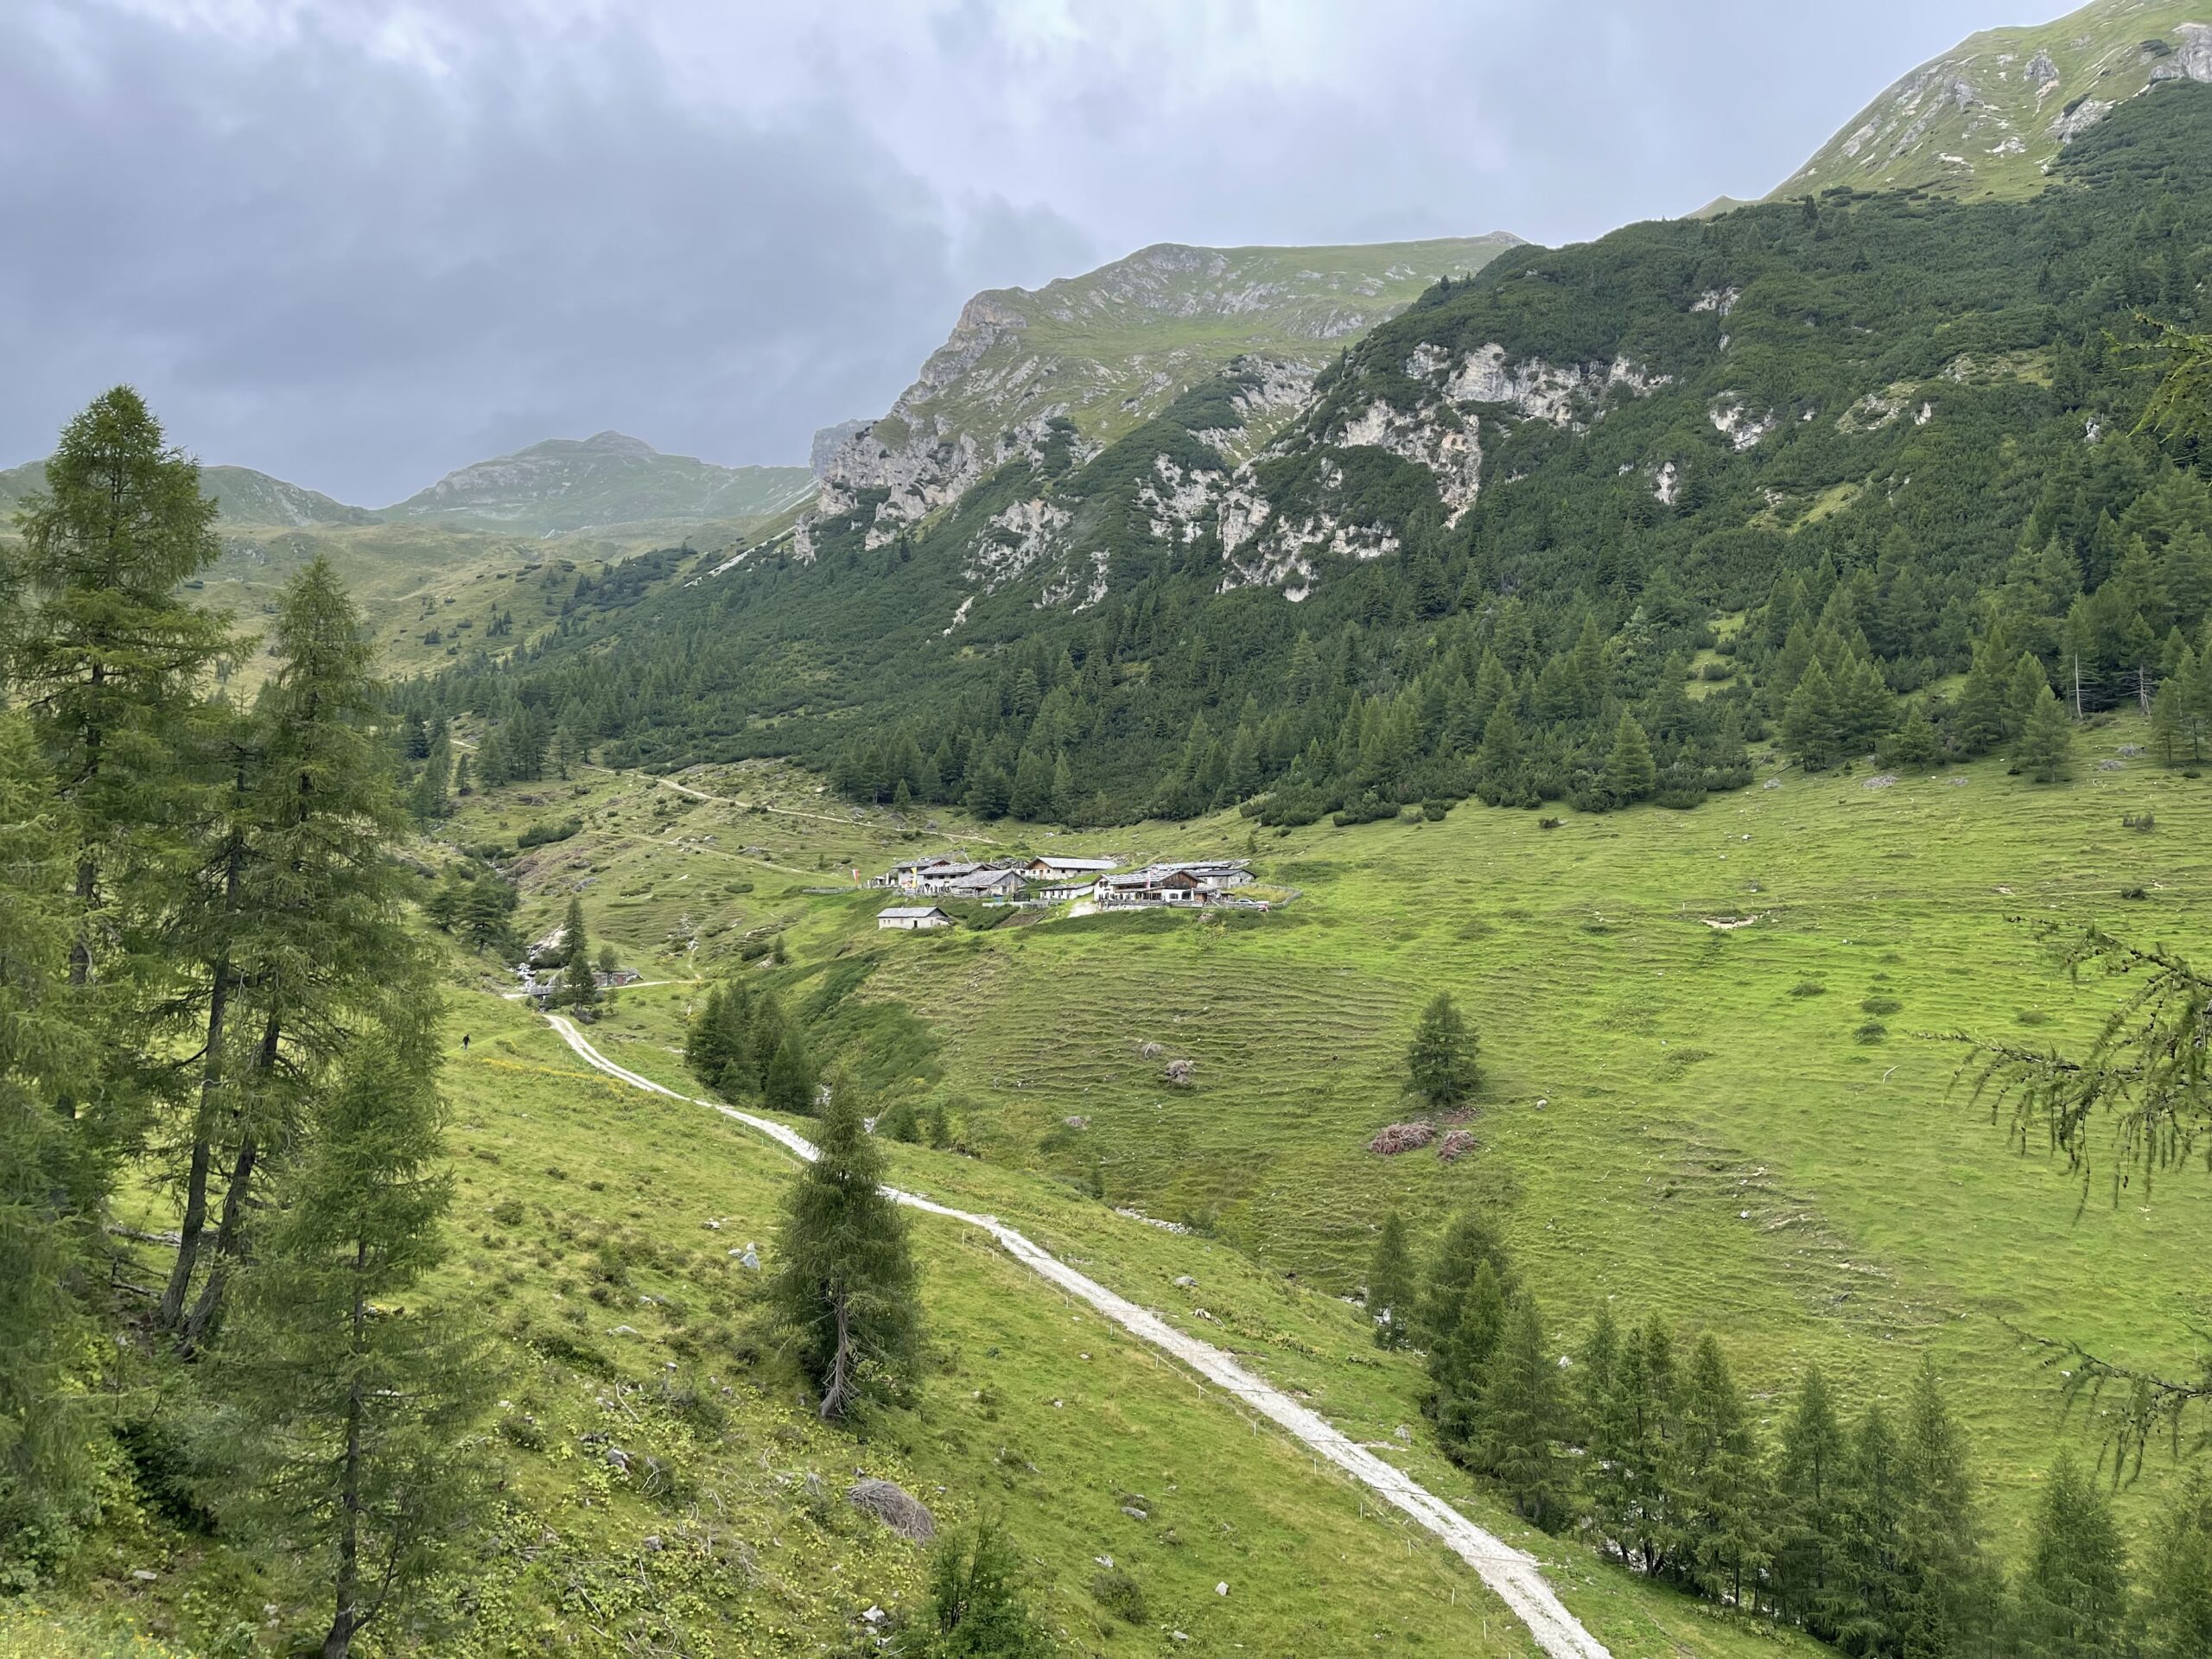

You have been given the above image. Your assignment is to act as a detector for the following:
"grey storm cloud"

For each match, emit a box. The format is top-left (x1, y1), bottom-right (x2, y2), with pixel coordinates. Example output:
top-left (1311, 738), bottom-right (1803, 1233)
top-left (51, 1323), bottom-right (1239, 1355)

top-left (2, 0), bottom-right (2031, 505)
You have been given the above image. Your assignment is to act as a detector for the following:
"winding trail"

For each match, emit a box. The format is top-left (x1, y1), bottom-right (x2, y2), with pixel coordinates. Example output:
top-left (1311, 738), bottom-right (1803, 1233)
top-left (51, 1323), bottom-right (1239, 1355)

top-left (542, 1014), bottom-right (1610, 1659)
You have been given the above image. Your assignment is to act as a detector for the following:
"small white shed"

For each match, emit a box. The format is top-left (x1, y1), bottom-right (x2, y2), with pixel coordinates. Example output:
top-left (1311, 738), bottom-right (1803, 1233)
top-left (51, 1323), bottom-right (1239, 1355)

top-left (878, 906), bottom-right (953, 931)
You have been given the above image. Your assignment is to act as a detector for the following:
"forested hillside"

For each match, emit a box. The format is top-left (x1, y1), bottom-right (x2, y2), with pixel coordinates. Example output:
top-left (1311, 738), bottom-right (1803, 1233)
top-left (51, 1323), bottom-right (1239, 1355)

top-left (430, 85), bottom-right (2212, 830)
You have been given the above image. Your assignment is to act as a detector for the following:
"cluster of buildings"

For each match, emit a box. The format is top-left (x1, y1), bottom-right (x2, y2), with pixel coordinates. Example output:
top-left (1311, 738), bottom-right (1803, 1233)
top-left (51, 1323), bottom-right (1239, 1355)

top-left (874, 851), bottom-right (1261, 929)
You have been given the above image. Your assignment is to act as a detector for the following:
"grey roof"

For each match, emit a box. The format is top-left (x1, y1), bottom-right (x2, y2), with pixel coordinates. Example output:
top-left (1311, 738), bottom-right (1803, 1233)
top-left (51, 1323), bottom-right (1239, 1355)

top-left (879, 906), bottom-right (950, 919)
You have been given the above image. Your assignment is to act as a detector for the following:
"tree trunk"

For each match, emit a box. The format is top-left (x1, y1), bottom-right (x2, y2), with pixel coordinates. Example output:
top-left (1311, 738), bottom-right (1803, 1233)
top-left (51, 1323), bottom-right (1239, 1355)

top-left (819, 1289), bottom-right (853, 1421)
top-left (322, 1265), bottom-right (367, 1659)
top-left (181, 1013), bottom-right (277, 1354)
top-left (159, 958), bottom-right (231, 1333)
top-left (180, 1127), bottom-right (254, 1356)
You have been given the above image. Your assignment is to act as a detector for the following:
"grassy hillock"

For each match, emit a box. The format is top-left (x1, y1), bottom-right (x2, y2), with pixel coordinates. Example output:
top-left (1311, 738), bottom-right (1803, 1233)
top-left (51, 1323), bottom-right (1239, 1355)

top-left (429, 710), bottom-right (2212, 1573)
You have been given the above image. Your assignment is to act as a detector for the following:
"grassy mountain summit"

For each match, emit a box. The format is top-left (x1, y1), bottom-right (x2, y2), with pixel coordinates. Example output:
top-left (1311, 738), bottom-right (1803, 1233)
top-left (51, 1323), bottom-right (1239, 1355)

top-left (810, 235), bottom-right (1523, 546)
top-left (1772, 0), bottom-right (2212, 200)
top-left (383, 429), bottom-right (815, 536)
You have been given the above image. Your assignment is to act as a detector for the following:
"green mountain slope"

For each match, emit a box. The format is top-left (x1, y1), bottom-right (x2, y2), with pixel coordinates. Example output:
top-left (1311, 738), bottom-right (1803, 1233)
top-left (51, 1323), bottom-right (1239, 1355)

top-left (1771, 0), bottom-right (2212, 200)
top-left (383, 429), bottom-right (816, 536)
top-left (808, 236), bottom-right (1522, 548)
top-left (454, 85), bottom-right (2212, 836)
top-left (5, 457), bottom-right (369, 528)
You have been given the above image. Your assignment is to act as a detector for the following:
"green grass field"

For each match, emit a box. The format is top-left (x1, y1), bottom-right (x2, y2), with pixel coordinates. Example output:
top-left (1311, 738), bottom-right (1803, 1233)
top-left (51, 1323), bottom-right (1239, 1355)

top-left (59, 716), bottom-right (2212, 1656)
top-left (442, 716), bottom-right (2212, 1567)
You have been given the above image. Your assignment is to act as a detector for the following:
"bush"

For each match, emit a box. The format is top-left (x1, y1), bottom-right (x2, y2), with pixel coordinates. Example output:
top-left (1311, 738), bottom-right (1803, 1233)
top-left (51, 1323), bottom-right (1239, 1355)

top-left (1854, 1020), bottom-right (1888, 1044)
top-left (1789, 980), bottom-right (1827, 998)
top-left (1090, 1565), bottom-right (1147, 1624)
top-left (1860, 995), bottom-right (1903, 1016)
top-left (517, 815), bottom-right (583, 849)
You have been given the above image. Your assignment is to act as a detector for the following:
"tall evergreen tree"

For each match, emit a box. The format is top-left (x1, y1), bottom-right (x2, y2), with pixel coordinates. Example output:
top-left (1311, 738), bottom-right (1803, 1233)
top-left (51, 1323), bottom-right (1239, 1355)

top-left (556, 895), bottom-right (598, 1010)
top-left (169, 559), bottom-right (418, 1352)
top-left (6, 386), bottom-right (229, 994)
top-left (1836, 1403), bottom-right (1908, 1658)
top-left (1772, 1363), bottom-right (1848, 1637)
top-left (1675, 1334), bottom-right (1769, 1610)
top-left (0, 715), bottom-right (99, 1538)
top-left (1433, 1257), bottom-right (1508, 1454)
top-left (2015, 681), bottom-right (2076, 783)
top-left (769, 1073), bottom-right (919, 1421)
top-left (1573, 1305), bottom-right (1620, 1448)
top-left (1897, 1358), bottom-right (1998, 1658)
top-left (219, 1016), bottom-right (487, 1659)
top-left (1478, 1294), bottom-right (1573, 1529)
top-left (894, 1516), bottom-right (1049, 1658)
top-left (2143, 1464), bottom-right (2212, 1659)
top-left (1367, 1211), bottom-right (1415, 1350)
top-left (1405, 991), bottom-right (1478, 1109)
top-left (2013, 1452), bottom-right (2128, 1659)
top-left (1588, 1318), bottom-right (1679, 1575)
top-left (1604, 713), bottom-right (1657, 803)
top-left (1411, 1208), bottom-right (1515, 1358)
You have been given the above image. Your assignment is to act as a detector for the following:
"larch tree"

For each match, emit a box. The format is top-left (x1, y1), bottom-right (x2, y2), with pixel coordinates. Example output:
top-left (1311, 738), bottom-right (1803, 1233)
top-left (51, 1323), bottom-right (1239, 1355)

top-left (5, 387), bottom-right (230, 1161)
top-left (0, 714), bottom-right (99, 1536)
top-left (1896, 1358), bottom-right (1998, 1658)
top-left (1604, 712), bottom-right (1657, 803)
top-left (556, 896), bottom-right (598, 1011)
top-left (769, 1073), bottom-right (918, 1421)
top-left (172, 558), bottom-right (418, 1354)
top-left (1675, 1333), bottom-right (1769, 1611)
top-left (1366, 1211), bottom-right (1414, 1351)
top-left (2144, 1464), bottom-right (2212, 1659)
top-left (1772, 1364), bottom-right (1848, 1637)
top-left (2013, 1452), bottom-right (2128, 1659)
top-left (2014, 681), bottom-right (2076, 784)
top-left (1477, 1294), bottom-right (1573, 1529)
top-left (219, 1015), bottom-right (486, 1659)
top-left (1405, 991), bottom-right (1478, 1110)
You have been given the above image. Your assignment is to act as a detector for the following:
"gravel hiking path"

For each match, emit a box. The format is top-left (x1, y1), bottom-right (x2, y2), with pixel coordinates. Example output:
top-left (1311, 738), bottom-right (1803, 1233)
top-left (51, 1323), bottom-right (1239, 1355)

top-left (543, 1013), bottom-right (1611, 1659)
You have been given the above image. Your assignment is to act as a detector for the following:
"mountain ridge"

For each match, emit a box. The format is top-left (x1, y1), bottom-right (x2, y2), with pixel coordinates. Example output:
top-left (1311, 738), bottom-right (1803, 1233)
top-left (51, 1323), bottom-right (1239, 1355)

top-left (1770, 0), bottom-right (2212, 200)
top-left (806, 233), bottom-right (1524, 555)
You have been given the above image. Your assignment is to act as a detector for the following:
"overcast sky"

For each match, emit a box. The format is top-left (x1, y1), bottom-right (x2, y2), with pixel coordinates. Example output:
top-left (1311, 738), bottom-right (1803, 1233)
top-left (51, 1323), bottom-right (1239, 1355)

top-left (3, 0), bottom-right (2040, 505)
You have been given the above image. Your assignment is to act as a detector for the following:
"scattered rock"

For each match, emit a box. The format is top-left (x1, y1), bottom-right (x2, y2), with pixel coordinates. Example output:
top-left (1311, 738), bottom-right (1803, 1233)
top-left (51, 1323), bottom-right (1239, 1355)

top-left (1138, 1041), bottom-right (1165, 1059)
top-left (1395, 1424), bottom-right (1413, 1444)
top-left (2118, 744), bottom-right (2143, 757)
top-left (1367, 1122), bottom-right (1437, 1156)
top-left (848, 1477), bottom-right (936, 1543)
top-left (1946, 775), bottom-right (1970, 787)
top-left (1863, 774), bottom-right (1897, 790)
top-left (130, 1569), bottom-right (159, 1583)
top-left (2098, 759), bottom-right (2125, 772)
top-left (1435, 1129), bottom-right (1477, 1164)
top-left (1063, 1115), bottom-right (1090, 1129)
top-left (1173, 1274), bottom-right (1197, 1288)
top-left (1762, 778), bottom-right (1783, 791)
top-left (642, 1535), bottom-right (664, 1553)
top-left (1216, 1581), bottom-right (1230, 1597)
top-left (732, 1243), bottom-right (760, 1271)
top-left (1163, 1058), bottom-right (1196, 1087)
top-left (604, 1446), bottom-right (632, 1472)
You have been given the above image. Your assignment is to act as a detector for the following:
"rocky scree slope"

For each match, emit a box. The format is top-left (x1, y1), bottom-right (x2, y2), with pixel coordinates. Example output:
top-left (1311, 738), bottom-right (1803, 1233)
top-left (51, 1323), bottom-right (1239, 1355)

top-left (1772, 0), bottom-right (2212, 201)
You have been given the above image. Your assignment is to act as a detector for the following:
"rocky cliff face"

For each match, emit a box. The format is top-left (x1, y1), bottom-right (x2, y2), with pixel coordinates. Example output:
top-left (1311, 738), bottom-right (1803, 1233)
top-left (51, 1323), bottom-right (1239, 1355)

top-left (802, 234), bottom-right (1522, 555)
top-left (1773, 2), bottom-right (2212, 200)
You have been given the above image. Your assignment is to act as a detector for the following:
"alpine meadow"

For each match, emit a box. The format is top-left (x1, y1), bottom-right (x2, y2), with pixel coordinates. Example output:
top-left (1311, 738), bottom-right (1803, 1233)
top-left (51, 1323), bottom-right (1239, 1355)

top-left (16, 3), bottom-right (2212, 1658)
